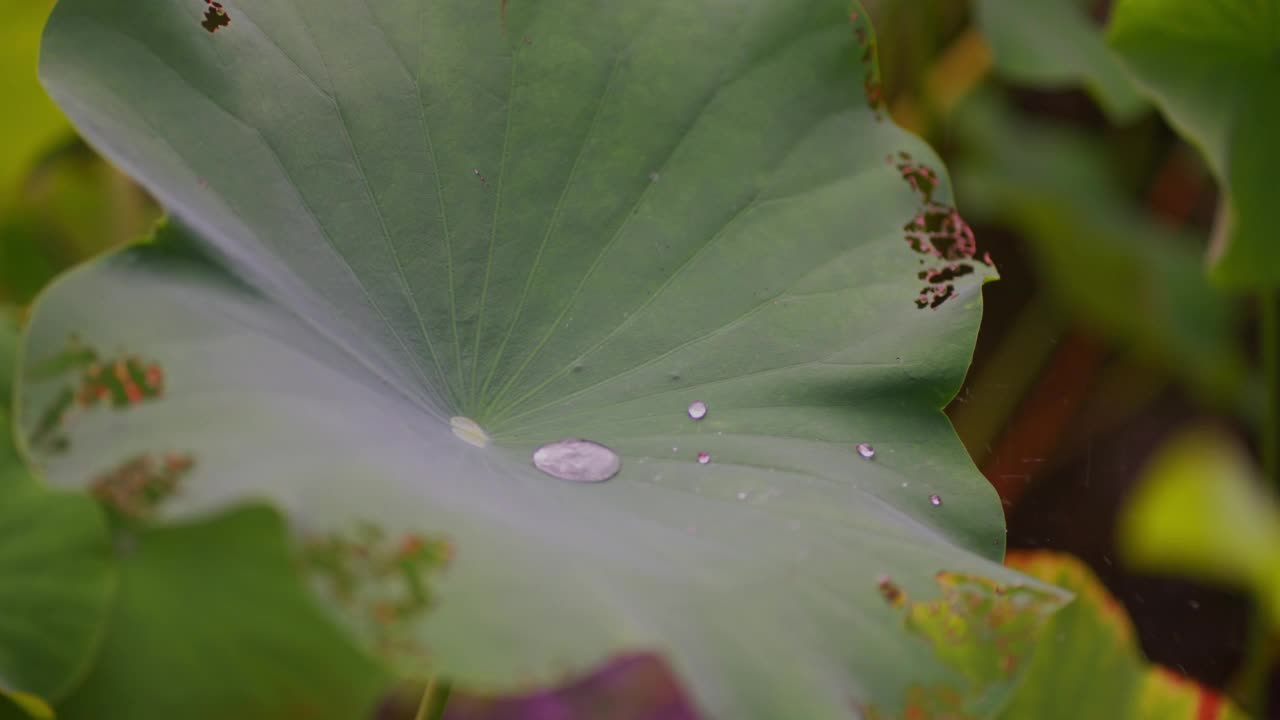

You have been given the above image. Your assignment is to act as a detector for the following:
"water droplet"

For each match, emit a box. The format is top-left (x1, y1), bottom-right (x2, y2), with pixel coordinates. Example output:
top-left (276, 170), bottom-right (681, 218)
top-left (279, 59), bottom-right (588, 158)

top-left (737, 491), bottom-right (748, 500)
top-left (856, 442), bottom-right (875, 459)
top-left (697, 452), bottom-right (711, 465)
top-left (531, 439), bottom-right (620, 483)
top-left (687, 400), bottom-right (708, 420)
top-left (450, 417), bottom-right (489, 448)
top-left (929, 494), bottom-right (942, 506)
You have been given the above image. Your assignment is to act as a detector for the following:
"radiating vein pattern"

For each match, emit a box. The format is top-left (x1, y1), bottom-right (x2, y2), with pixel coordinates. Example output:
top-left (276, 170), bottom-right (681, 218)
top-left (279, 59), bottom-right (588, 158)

top-left (39, 0), bottom-right (998, 425)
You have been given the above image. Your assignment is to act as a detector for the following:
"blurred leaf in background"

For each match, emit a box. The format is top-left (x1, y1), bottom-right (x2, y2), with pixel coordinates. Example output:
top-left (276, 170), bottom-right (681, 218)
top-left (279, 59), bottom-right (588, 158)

top-left (54, 504), bottom-right (389, 720)
top-left (0, 0), bottom-right (158, 305)
top-left (950, 91), bottom-right (1254, 418)
top-left (1119, 426), bottom-right (1280, 710)
top-left (0, 0), bottom-right (67, 201)
top-left (1, 144), bottom-right (159, 306)
top-left (1120, 427), bottom-right (1280, 619)
top-left (1001, 551), bottom-right (1247, 720)
top-left (974, 0), bottom-right (1147, 123)
top-left (1109, 0), bottom-right (1280, 287)
top-left (0, 308), bottom-right (116, 716)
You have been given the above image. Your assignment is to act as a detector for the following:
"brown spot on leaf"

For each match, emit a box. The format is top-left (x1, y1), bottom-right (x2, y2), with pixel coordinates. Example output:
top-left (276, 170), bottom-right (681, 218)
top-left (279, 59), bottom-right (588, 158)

top-left (91, 452), bottom-right (193, 521)
top-left (860, 569), bottom-right (1064, 719)
top-left (878, 574), bottom-right (905, 608)
top-left (302, 522), bottom-right (452, 665)
top-left (28, 341), bottom-right (166, 454)
top-left (201, 0), bottom-right (231, 33)
top-left (893, 153), bottom-right (994, 310)
top-left (849, 11), bottom-right (884, 119)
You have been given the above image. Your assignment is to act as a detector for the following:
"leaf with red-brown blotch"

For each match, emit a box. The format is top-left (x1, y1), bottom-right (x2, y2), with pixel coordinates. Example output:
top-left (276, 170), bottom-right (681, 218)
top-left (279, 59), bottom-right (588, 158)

top-left (1000, 551), bottom-right (1247, 720)
top-left (374, 653), bottom-right (700, 720)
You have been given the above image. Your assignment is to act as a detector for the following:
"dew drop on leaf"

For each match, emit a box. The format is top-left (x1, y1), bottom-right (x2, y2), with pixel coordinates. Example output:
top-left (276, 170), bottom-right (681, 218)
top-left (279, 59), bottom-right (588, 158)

top-left (531, 439), bottom-right (620, 483)
top-left (856, 442), bottom-right (875, 459)
top-left (450, 416), bottom-right (490, 448)
top-left (687, 400), bottom-right (708, 420)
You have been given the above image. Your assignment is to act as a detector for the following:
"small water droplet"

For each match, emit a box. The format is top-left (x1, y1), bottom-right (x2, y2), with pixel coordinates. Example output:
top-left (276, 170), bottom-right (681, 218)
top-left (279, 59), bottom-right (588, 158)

top-left (531, 439), bottom-right (620, 483)
top-left (737, 491), bottom-right (748, 500)
top-left (697, 452), bottom-right (711, 465)
top-left (929, 494), bottom-right (942, 506)
top-left (687, 400), bottom-right (708, 420)
top-left (856, 442), bottom-right (875, 459)
top-left (450, 416), bottom-right (490, 448)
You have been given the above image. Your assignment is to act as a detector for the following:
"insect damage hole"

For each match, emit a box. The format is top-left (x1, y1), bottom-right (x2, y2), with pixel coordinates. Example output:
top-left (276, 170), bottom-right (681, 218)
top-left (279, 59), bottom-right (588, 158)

top-left (201, 0), bottom-right (231, 33)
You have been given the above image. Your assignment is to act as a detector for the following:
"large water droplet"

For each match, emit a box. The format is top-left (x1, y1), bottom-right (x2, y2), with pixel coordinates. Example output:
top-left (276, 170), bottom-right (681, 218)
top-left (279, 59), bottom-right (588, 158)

top-left (687, 400), bottom-right (708, 420)
top-left (531, 439), bottom-right (620, 483)
top-left (929, 494), bottom-right (942, 507)
top-left (697, 452), bottom-right (711, 465)
top-left (856, 442), bottom-right (875, 459)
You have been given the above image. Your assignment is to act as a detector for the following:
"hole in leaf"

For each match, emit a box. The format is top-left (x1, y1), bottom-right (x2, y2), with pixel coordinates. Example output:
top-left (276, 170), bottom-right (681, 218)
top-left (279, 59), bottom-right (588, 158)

top-left (893, 153), bottom-right (994, 310)
top-left (200, 0), bottom-right (231, 33)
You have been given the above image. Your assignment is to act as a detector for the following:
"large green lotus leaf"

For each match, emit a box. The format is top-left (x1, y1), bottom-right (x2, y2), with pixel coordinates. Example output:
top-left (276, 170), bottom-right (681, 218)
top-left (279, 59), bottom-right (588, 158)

top-left (30, 0), bottom-right (1032, 715)
top-left (974, 0), bottom-right (1147, 122)
top-left (0, 309), bottom-right (115, 711)
top-left (1108, 0), bottom-right (1280, 288)
top-left (54, 504), bottom-right (389, 720)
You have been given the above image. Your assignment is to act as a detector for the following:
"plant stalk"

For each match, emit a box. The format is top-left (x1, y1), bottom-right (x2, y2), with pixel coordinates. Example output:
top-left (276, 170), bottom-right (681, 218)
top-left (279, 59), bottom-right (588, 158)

top-left (1263, 291), bottom-right (1279, 486)
top-left (414, 676), bottom-right (451, 720)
